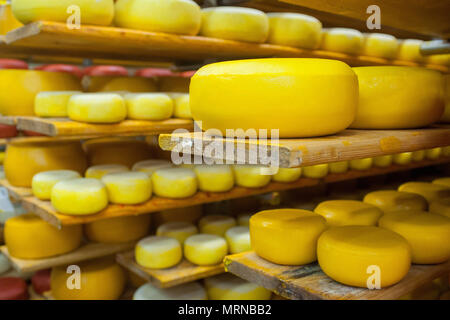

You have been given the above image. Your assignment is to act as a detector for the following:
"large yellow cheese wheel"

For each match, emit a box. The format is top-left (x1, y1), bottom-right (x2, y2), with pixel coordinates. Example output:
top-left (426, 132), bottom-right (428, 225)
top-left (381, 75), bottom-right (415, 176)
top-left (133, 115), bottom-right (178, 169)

top-left (5, 214), bottom-right (82, 259)
top-left (433, 177), bottom-right (450, 188)
top-left (99, 77), bottom-right (157, 93)
top-left (135, 236), bottom-right (182, 269)
top-left (272, 167), bottom-right (302, 183)
top-left (85, 164), bottom-right (129, 179)
top-left (266, 12), bottom-right (321, 49)
top-left (397, 39), bottom-right (424, 62)
top-left (362, 33), bottom-right (399, 59)
top-left (349, 158), bottom-right (373, 171)
top-left (0, 69), bottom-right (81, 116)
top-left (198, 215), bottom-right (236, 237)
top-left (101, 171), bottom-right (152, 204)
top-left (132, 159), bottom-right (173, 176)
top-left (153, 205), bottom-right (203, 227)
top-left (114, 0), bottom-right (201, 35)
top-left (51, 257), bottom-right (126, 300)
top-left (233, 165), bottom-right (272, 188)
top-left (0, 2), bottom-right (22, 35)
top-left (328, 161), bottom-right (348, 174)
top-left (194, 165), bottom-right (234, 192)
top-left (85, 215), bottom-right (151, 243)
top-left (184, 234), bottom-right (227, 266)
top-left (393, 152), bottom-right (413, 165)
top-left (314, 200), bottom-right (383, 226)
top-left (429, 198), bottom-right (450, 218)
top-left (317, 226), bottom-right (411, 288)
top-left (156, 221), bottom-right (198, 245)
top-left (68, 93), bottom-right (127, 123)
top-left (373, 155), bottom-right (393, 168)
top-left (124, 93), bottom-right (173, 120)
top-left (4, 141), bottom-right (87, 187)
top-left (351, 67), bottom-right (444, 129)
top-left (151, 167), bottom-right (197, 198)
top-left (320, 28), bottom-right (364, 55)
top-left (11, 0), bottom-right (114, 26)
top-left (379, 210), bottom-right (450, 264)
top-left (412, 150), bottom-right (426, 162)
top-left (51, 178), bottom-right (109, 215)
top-left (134, 282), bottom-right (207, 300)
top-left (398, 182), bottom-right (450, 203)
top-left (250, 209), bottom-right (327, 265)
top-left (167, 93), bottom-right (192, 119)
top-left (32, 170), bottom-right (81, 200)
top-left (34, 91), bottom-right (81, 117)
top-left (205, 274), bottom-right (272, 300)
top-left (425, 147), bottom-right (442, 160)
top-left (225, 226), bottom-right (251, 254)
top-left (302, 164), bottom-right (328, 178)
top-left (363, 190), bottom-right (428, 213)
top-left (191, 59), bottom-right (357, 138)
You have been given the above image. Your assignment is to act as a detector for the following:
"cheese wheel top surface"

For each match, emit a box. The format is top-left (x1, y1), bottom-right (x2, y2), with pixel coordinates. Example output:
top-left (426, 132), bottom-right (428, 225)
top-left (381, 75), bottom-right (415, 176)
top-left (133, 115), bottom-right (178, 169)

top-left (363, 190), bottom-right (428, 212)
top-left (398, 182), bottom-right (450, 202)
top-left (314, 200), bottom-right (383, 226)
top-left (184, 234), bottom-right (226, 248)
top-left (137, 236), bottom-right (180, 252)
top-left (251, 208), bottom-right (326, 229)
top-left (33, 170), bottom-right (80, 182)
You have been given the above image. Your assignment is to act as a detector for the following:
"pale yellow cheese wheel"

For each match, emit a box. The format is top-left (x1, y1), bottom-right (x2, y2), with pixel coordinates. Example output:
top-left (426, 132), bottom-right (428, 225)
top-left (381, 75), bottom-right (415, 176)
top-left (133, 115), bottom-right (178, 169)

top-left (205, 274), bottom-right (272, 300)
top-left (34, 91), bottom-right (81, 117)
top-left (373, 155), bottom-right (393, 168)
top-left (233, 165), bottom-right (272, 188)
top-left (349, 158), bottom-right (373, 171)
top-left (272, 167), bottom-right (302, 183)
top-left (184, 234), bottom-right (227, 266)
top-left (167, 93), bottom-right (192, 119)
top-left (32, 170), bottom-right (81, 200)
top-left (362, 33), bottom-right (399, 59)
top-left (397, 39), bottom-right (424, 62)
top-left (225, 226), bottom-right (251, 254)
top-left (135, 236), bottom-right (182, 269)
top-left (101, 171), bottom-right (152, 204)
top-left (393, 152), bottom-right (413, 165)
top-left (363, 190), bottom-right (428, 213)
top-left (194, 164), bottom-right (234, 192)
top-left (85, 164), bottom-right (129, 179)
top-left (124, 93), bottom-right (173, 120)
top-left (156, 221), bottom-right (198, 245)
top-left (302, 164), bottom-right (328, 178)
top-left (198, 214), bottom-right (236, 237)
top-left (68, 93), bottom-right (127, 123)
top-left (320, 28), bottom-right (364, 55)
top-left (329, 161), bottom-right (349, 173)
top-left (151, 167), bottom-right (197, 198)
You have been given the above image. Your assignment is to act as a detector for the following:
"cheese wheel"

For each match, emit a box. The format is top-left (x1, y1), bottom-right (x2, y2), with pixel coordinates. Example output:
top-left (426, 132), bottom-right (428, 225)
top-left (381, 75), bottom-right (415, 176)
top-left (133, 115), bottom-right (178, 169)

top-left (314, 200), bottom-right (383, 226)
top-left (156, 221), bottom-right (198, 245)
top-left (250, 209), bottom-right (327, 265)
top-left (84, 215), bottom-right (151, 243)
top-left (397, 39), bottom-right (424, 62)
top-left (51, 178), bottom-right (109, 215)
top-left (225, 226), bottom-right (251, 254)
top-left (429, 198), bottom-right (450, 218)
top-left (425, 147), bottom-right (442, 160)
top-left (191, 59), bottom-right (357, 138)
top-left (31, 269), bottom-right (51, 295)
top-left (0, 252), bottom-right (11, 274)
top-left (200, 7), bottom-right (268, 43)
top-left (362, 33), bottom-right (399, 59)
top-left (266, 12), bottom-right (321, 49)
top-left (85, 164), bottom-right (129, 179)
top-left (379, 210), bottom-right (450, 264)
top-left (5, 214), bottom-right (82, 259)
top-left (393, 152), bottom-right (413, 165)
top-left (443, 146), bottom-right (450, 157)
top-left (135, 236), bottom-right (182, 269)
top-left (194, 165), bottom-right (234, 192)
top-left (272, 167), bottom-right (302, 183)
top-left (184, 234), bottom-right (227, 266)
top-left (124, 93), bottom-right (173, 120)
top-left (373, 155), bottom-right (393, 168)
top-left (302, 164), bottom-right (329, 178)
top-left (11, 0), bottom-right (114, 26)
top-left (151, 167), bottom-right (197, 198)
top-left (101, 171), bottom-right (152, 204)
top-left (153, 205), bottom-right (203, 227)
top-left (233, 165), bottom-right (272, 188)
top-left (198, 215), bottom-right (236, 237)
top-left (132, 159), bottom-right (173, 176)
top-left (398, 182), bottom-right (450, 203)
top-left (349, 158), bottom-right (373, 171)
top-left (237, 213), bottom-right (252, 227)
top-left (351, 67), bottom-right (444, 129)
top-left (134, 282), bottom-right (207, 300)
top-left (68, 93), bottom-right (127, 123)
top-left (412, 150), bottom-right (426, 162)
top-left (433, 177), bottom-right (450, 188)
top-left (32, 170), bottom-right (81, 200)
top-left (100, 77), bottom-right (157, 93)
top-left (428, 54), bottom-right (450, 67)
top-left (0, 277), bottom-right (28, 300)
top-left (205, 274), bottom-right (272, 300)
top-left (320, 28), bottom-right (364, 55)
top-left (166, 93), bottom-right (191, 119)
top-left (0, 2), bottom-right (23, 35)
top-left (329, 161), bottom-right (349, 174)
top-left (364, 190), bottom-right (428, 213)
top-left (51, 257), bottom-right (126, 300)
top-left (34, 91), bottom-right (81, 117)
top-left (317, 226), bottom-right (411, 287)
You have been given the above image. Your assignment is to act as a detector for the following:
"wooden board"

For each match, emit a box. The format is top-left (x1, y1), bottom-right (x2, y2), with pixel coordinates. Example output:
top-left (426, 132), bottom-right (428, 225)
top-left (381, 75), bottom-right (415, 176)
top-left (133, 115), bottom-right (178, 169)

top-left (4, 22), bottom-right (448, 72)
top-left (159, 127), bottom-right (450, 168)
top-left (224, 251), bottom-right (450, 300)
top-left (0, 241), bottom-right (135, 273)
top-left (18, 157), bottom-right (450, 228)
top-left (116, 251), bottom-right (224, 288)
top-left (0, 179), bottom-right (32, 199)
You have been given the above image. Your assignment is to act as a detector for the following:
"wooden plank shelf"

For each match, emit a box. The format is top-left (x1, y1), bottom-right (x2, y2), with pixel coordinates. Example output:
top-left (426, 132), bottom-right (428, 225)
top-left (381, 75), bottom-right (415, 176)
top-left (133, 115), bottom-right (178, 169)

top-left (224, 251), bottom-right (450, 300)
top-left (16, 157), bottom-right (450, 228)
top-left (0, 179), bottom-right (33, 199)
top-left (3, 21), bottom-right (448, 72)
top-left (0, 241), bottom-right (135, 273)
top-left (116, 250), bottom-right (224, 288)
top-left (159, 127), bottom-right (450, 168)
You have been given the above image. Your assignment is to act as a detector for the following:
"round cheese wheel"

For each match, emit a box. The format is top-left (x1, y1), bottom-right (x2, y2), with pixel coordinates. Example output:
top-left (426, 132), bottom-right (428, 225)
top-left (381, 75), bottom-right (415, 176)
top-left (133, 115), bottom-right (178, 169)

top-left (132, 159), bottom-right (173, 176)
top-left (51, 178), bottom-right (109, 215)
top-left (205, 273), bottom-right (271, 300)
top-left (237, 213), bottom-right (252, 227)
top-left (362, 33), bottom-right (399, 59)
top-left (302, 164), bottom-right (328, 178)
top-left (166, 93), bottom-right (191, 119)
top-left (153, 205), bottom-right (203, 227)
top-left (151, 167), bottom-right (197, 198)
top-left (329, 161), bottom-right (349, 174)
top-left (31, 269), bottom-right (51, 294)
top-left (200, 7), bottom-right (268, 43)
top-left (194, 165), bottom-right (234, 192)
top-left (363, 190), bottom-right (428, 213)
top-left (393, 152), bottom-right (413, 165)
top-left (134, 282), bottom-right (207, 300)
top-left (351, 67), bottom-right (444, 129)
top-left (373, 155), bottom-right (393, 168)
top-left (34, 91), bottom-right (81, 117)
top-left (428, 54), bottom-right (450, 67)
top-left (100, 77), bottom-right (157, 93)
top-left (68, 93), bottom-right (126, 123)
top-left (184, 234), bottom-right (227, 266)
top-left (429, 198), bottom-right (450, 218)
top-left (32, 170), bottom-right (81, 200)
top-left (314, 200), bottom-right (383, 226)
top-left (5, 213), bottom-right (82, 259)
top-left (266, 12), bottom-right (322, 49)
top-left (84, 215), bottom-right (151, 243)
top-left (425, 147), bottom-right (442, 160)
top-left (398, 182), bottom-right (450, 203)
top-left (191, 58), bottom-right (357, 138)
top-left (272, 167), bottom-right (302, 183)
top-left (124, 93), bottom-right (173, 120)
top-left (225, 226), bottom-right (251, 254)
top-left (397, 39), bottom-right (424, 62)
top-left (433, 177), bottom-right (450, 188)
top-left (233, 165), bottom-right (272, 188)
top-left (114, 0), bottom-right (201, 35)
top-left (198, 215), bottom-right (236, 237)
top-left (350, 158), bottom-right (373, 171)
top-left (0, 252), bottom-right (12, 274)
top-left (379, 210), bottom-right (450, 264)
top-left (135, 236), bottom-right (182, 269)
top-left (85, 164), bottom-right (129, 179)
top-left (318, 226), bottom-right (411, 287)
top-left (250, 209), bottom-right (327, 265)
top-left (156, 221), bottom-right (198, 245)
top-left (101, 171), bottom-right (152, 204)
top-left (51, 257), bottom-right (126, 300)
top-left (0, 277), bottom-right (28, 300)
top-left (320, 28), bottom-right (364, 55)
top-left (412, 150), bottom-right (426, 162)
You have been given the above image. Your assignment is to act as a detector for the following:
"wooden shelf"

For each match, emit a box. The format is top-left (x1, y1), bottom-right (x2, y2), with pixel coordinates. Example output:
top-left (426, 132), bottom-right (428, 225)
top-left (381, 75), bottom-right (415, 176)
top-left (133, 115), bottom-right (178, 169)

top-left (159, 127), bottom-right (450, 168)
top-left (224, 251), bottom-right (450, 300)
top-left (15, 157), bottom-right (450, 228)
top-left (116, 251), bottom-right (223, 288)
top-left (3, 21), bottom-right (448, 72)
top-left (0, 241), bottom-right (135, 273)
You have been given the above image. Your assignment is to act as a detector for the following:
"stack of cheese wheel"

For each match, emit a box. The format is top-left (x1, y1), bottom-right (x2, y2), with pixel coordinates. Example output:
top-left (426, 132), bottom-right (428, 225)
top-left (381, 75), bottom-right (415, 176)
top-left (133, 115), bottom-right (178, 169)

top-left (314, 200), bottom-right (383, 226)
top-left (362, 33), bottom-right (399, 59)
top-left (320, 28), bottom-right (364, 55)
top-left (205, 274), bottom-right (272, 300)
top-left (134, 282), bottom-right (207, 300)
top-left (85, 215), bottom-right (151, 243)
